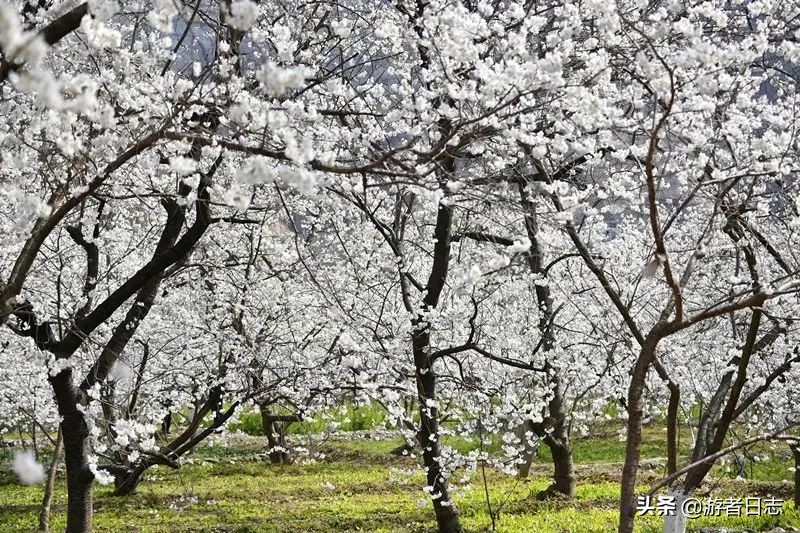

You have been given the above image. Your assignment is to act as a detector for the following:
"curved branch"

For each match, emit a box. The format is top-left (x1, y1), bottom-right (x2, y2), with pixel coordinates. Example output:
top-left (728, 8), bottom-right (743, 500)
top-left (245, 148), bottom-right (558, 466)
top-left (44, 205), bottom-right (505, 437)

top-left (0, 3), bottom-right (88, 83)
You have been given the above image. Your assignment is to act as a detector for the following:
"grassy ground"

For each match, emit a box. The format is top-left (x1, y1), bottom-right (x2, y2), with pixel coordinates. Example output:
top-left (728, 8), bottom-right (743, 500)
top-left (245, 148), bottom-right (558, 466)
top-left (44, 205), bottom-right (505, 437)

top-left (1, 424), bottom-right (798, 532)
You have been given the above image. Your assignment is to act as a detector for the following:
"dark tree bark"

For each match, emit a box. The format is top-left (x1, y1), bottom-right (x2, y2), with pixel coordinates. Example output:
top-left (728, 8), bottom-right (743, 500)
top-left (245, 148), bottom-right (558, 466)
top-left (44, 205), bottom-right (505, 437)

top-left (53, 373), bottom-right (94, 533)
top-left (665, 377), bottom-right (680, 476)
top-left (161, 413), bottom-right (172, 436)
top-left (0, 3), bottom-right (89, 83)
top-left (355, 162), bottom-right (460, 531)
top-left (547, 434), bottom-right (575, 497)
top-left (618, 335), bottom-right (660, 533)
top-left (517, 180), bottom-right (575, 498)
top-left (80, 200), bottom-right (184, 392)
top-left (533, 374), bottom-right (574, 499)
top-left (413, 325), bottom-right (459, 532)
top-left (411, 200), bottom-right (460, 533)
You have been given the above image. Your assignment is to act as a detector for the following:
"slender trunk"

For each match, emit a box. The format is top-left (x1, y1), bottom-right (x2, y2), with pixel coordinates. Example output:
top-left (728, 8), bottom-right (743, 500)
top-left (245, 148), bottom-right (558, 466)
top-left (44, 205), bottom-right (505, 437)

top-left (665, 380), bottom-right (680, 475)
top-left (32, 421), bottom-right (38, 460)
top-left (38, 428), bottom-right (63, 532)
top-left (413, 327), bottom-right (460, 533)
top-left (410, 198), bottom-right (460, 533)
top-left (17, 422), bottom-right (28, 449)
top-left (519, 181), bottom-right (574, 497)
top-left (792, 444), bottom-right (800, 509)
top-left (126, 341), bottom-right (150, 418)
top-left (618, 338), bottom-right (658, 533)
top-left (161, 412), bottom-right (172, 436)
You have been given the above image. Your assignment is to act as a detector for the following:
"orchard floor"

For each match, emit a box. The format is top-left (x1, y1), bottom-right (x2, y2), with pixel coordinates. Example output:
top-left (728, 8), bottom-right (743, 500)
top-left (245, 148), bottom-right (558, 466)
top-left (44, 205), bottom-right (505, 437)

top-left (1, 425), bottom-right (799, 532)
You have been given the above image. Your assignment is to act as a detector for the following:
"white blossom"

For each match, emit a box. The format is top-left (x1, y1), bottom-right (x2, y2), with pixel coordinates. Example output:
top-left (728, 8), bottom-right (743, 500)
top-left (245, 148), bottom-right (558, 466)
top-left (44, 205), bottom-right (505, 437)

top-left (227, 1), bottom-right (259, 31)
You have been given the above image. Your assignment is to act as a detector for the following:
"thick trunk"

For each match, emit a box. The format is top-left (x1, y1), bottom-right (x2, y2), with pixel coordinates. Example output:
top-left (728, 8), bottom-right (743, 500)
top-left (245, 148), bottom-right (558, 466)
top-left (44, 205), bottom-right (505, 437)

top-left (38, 428), bottom-right (63, 532)
top-left (50, 367), bottom-right (94, 533)
top-left (618, 339), bottom-right (658, 533)
top-left (528, 416), bottom-right (575, 498)
top-left (259, 405), bottom-right (291, 464)
top-left (113, 463), bottom-right (147, 496)
top-left (517, 367), bottom-right (575, 498)
top-left (546, 438), bottom-right (575, 497)
top-left (662, 489), bottom-right (690, 533)
top-left (542, 371), bottom-right (574, 498)
top-left (263, 420), bottom-right (283, 464)
top-left (62, 414), bottom-right (93, 533)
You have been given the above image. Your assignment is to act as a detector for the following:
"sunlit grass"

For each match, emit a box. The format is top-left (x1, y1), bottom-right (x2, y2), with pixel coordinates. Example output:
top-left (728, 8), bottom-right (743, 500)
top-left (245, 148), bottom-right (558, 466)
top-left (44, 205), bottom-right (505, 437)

top-left (1, 425), bottom-right (798, 532)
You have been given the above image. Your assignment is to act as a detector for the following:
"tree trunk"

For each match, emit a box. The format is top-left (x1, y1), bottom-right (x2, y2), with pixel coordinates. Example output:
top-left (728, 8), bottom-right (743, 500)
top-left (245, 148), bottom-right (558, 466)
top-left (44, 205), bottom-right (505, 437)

top-left (111, 394), bottom-right (238, 496)
top-left (792, 444), bottom-right (800, 509)
top-left (545, 438), bottom-right (575, 497)
top-left (618, 338), bottom-right (658, 533)
top-left (49, 367), bottom-right (94, 533)
top-left (260, 406), bottom-right (279, 463)
top-left (518, 373), bottom-right (575, 499)
top-left (32, 421), bottom-right (39, 460)
top-left (38, 428), bottom-right (63, 532)
top-left (62, 415), bottom-right (93, 533)
top-left (542, 371), bottom-right (574, 498)
top-left (409, 198), bottom-right (461, 533)
top-left (662, 488), bottom-right (690, 533)
top-left (113, 464), bottom-right (146, 496)
top-left (259, 405), bottom-right (291, 464)
top-left (414, 326), bottom-right (460, 533)
top-left (161, 412), bottom-right (172, 436)
top-left (665, 380), bottom-right (680, 476)
top-left (518, 181), bottom-right (575, 498)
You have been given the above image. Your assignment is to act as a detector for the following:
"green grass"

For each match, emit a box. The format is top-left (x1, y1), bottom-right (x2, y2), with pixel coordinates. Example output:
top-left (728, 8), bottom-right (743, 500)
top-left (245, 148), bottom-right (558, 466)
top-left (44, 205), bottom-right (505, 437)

top-left (1, 426), bottom-right (798, 532)
top-left (229, 402), bottom-right (392, 436)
